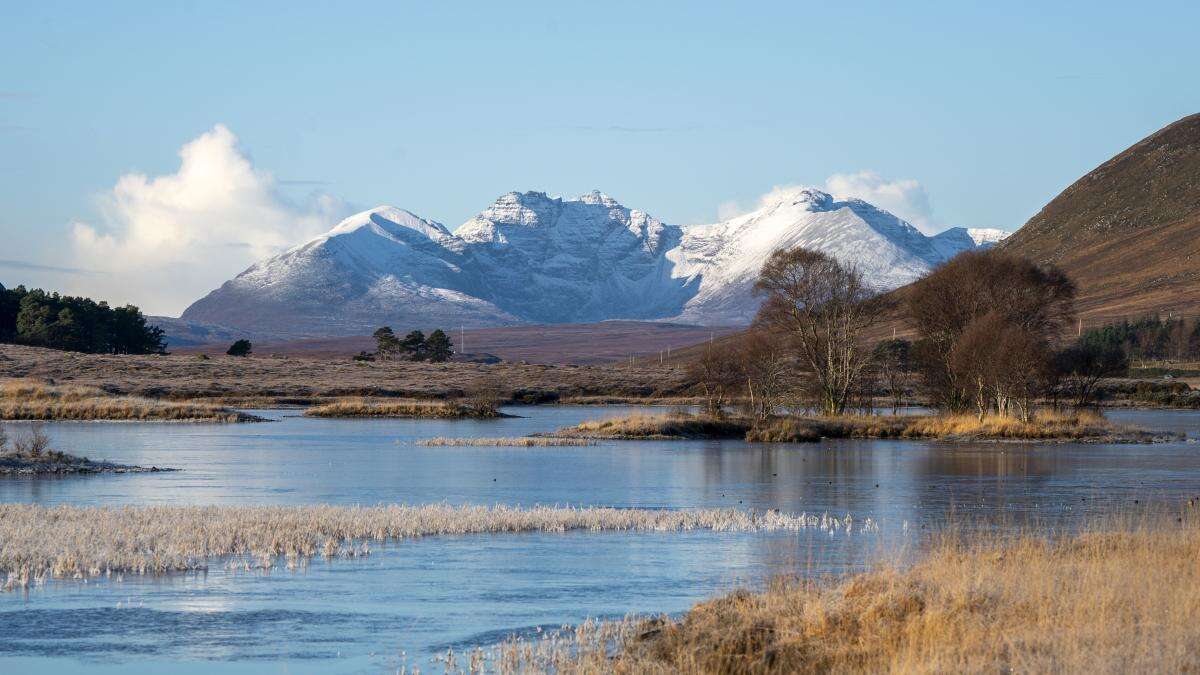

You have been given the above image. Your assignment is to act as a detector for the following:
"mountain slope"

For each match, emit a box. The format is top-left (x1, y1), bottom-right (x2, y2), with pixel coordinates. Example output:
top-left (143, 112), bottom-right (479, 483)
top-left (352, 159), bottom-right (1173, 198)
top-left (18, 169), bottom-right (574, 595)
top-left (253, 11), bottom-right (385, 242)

top-left (999, 113), bottom-right (1200, 320)
top-left (182, 189), bottom-right (1003, 337)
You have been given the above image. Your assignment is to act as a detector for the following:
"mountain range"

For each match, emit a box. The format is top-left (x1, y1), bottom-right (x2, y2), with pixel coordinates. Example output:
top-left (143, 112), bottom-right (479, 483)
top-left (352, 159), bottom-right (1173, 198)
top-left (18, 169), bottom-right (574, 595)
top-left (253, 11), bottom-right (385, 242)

top-left (179, 187), bottom-right (1005, 337)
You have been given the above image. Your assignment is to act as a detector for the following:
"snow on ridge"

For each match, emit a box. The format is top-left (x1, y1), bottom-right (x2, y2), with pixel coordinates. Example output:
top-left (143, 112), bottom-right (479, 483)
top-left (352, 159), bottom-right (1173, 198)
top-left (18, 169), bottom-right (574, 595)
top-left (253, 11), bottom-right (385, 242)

top-left (181, 187), bottom-right (998, 333)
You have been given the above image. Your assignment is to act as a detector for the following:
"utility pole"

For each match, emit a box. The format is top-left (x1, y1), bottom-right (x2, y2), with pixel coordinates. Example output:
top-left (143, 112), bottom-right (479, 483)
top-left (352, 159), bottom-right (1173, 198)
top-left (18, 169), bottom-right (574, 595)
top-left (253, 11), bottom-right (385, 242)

top-left (461, 324), bottom-right (465, 354)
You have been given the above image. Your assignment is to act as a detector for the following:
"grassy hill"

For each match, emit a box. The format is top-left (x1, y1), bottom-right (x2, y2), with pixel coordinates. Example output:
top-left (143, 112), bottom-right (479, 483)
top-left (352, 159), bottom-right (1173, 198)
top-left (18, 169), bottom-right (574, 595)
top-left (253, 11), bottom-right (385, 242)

top-left (999, 113), bottom-right (1200, 324)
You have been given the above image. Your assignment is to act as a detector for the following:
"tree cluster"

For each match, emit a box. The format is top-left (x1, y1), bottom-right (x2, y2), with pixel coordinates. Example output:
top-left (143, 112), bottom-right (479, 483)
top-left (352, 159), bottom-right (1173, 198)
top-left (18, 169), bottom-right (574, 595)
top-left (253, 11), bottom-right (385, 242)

top-left (0, 284), bottom-right (165, 355)
top-left (371, 327), bottom-right (453, 362)
top-left (689, 247), bottom-right (1111, 421)
top-left (906, 251), bottom-right (1076, 420)
top-left (1081, 316), bottom-right (1200, 362)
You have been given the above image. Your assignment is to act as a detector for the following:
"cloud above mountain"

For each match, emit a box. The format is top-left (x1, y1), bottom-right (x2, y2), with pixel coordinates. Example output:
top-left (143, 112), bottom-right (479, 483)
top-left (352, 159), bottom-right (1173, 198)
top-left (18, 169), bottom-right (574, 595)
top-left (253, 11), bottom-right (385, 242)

top-left (68, 125), bottom-right (351, 314)
top-left (823, 171), bottom-right (936, 233)
top-left (715, 173), bottom-right (937, 234)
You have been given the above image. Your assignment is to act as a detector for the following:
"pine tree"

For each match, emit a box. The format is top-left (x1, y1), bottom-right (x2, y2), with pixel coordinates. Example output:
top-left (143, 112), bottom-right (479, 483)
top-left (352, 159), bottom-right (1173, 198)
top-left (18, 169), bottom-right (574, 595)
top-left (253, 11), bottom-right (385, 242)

top-left (399, 330), bottom-right (427, 361)
top-left (372, 326), bottom-right (400, 360)
top-left (425, 329), bottom-right (454, 362)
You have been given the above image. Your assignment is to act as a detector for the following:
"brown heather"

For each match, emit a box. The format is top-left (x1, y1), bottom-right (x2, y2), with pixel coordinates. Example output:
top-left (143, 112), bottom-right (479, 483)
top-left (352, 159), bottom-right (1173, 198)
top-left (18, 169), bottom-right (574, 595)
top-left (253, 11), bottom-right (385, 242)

top-left (0, 344), bottom-right (688, 404)
top-left (0, 379), bottom-right (260, 422)
top-left (491, 514), bottom-right (1200, 674)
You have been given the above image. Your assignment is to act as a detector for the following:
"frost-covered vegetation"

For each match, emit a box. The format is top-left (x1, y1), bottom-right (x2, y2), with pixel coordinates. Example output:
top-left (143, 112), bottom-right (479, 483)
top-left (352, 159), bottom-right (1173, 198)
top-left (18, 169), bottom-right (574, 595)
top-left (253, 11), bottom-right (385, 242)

top-left (416, 437), bottom-right (596, 447)
top-left (0, 504), bottom-right (871, 590)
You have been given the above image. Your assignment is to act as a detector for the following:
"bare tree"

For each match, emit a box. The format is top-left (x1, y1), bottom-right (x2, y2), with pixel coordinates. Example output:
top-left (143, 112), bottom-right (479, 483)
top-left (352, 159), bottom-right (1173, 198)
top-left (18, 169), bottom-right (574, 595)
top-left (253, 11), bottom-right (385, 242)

top-left (754, 248), bottom-right (889, 417)
top-left (461, 374), bottom-right (507, 416)
top-left (738, 329), bottom-right (793, 421)
top-left (950, 312), bottom-right (1054, 422)
top-left (687, 343), bottom-right (743, 417)
top-left (873, 339), bottom-right (912, 415)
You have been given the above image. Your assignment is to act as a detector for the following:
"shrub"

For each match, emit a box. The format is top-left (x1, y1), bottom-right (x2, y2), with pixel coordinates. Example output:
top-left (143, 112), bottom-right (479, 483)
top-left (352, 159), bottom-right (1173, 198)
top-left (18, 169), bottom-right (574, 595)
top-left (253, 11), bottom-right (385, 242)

top-left (226, 339), bottom-right (252, 357)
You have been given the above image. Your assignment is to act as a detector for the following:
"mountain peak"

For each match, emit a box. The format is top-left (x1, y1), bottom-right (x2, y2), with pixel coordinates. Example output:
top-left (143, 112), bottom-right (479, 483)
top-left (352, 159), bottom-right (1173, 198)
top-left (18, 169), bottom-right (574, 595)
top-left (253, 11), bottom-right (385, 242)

top-left (577, 190), bottom-right (620, 207)
top-left (757, 186), bottom-right (835, 212)
top-left (182, 185), bottom-right (997, 336)
top-left (324, 205), bottom-right (449, 239)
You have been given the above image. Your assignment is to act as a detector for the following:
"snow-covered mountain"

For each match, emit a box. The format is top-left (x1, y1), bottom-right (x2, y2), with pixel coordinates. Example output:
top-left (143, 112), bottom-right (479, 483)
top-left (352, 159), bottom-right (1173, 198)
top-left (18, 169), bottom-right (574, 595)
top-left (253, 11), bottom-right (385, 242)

top-left (181, 188), bottom-right (1007, 336)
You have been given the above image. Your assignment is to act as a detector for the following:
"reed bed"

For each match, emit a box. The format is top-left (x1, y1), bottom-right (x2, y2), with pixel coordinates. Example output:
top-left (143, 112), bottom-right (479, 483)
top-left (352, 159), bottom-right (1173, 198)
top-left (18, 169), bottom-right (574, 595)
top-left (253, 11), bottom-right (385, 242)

top-left (416, 437), bottom-right (597, 447)
top-left (0, 504), bottom-right (872, 590)
top-left (552, 413), bottom-right (750, 440)
top-left (556, 410), bottom-right (1160, 443)
top-left (0, 379), bottom-right (260, 422)
top-left (303, 398), bottom-right (501, 419)
top-left (485, 514), bottom-right (1200, 674)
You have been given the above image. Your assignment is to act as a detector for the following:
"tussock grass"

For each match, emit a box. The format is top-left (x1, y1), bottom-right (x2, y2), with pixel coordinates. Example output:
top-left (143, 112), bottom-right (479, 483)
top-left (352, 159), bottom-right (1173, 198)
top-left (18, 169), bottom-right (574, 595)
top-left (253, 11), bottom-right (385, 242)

top-left (903, 410), bottom-right (1131, 440)
top-left (416, 437), bottom-right (597, 447)
top-left (0, 504), bottom-right (870, 590)
top-left (491, 515), bottom-right (1200, 673)
top-left (303, 398), bottom-right (502, 419)
top-left (0, 379), bottom-right (260, 422)
top-left (553, 413), bottom-right (750, 440)
top-left (558, 410), bottom-right (1159, 443)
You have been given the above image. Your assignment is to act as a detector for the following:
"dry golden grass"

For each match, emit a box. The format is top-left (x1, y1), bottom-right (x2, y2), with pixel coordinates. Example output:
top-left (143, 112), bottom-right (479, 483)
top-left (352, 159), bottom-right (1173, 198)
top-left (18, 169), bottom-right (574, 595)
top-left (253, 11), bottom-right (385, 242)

top-left (553, 412), bottom-right (750, 440)
top-left (416, 437), bottom-right (597, 447)
top-left (302, 398), bottom-right (501, 419)
top-left (0, 504), bottom-right (867, 590)
top-left (903, 410), bottom-right (1125, 440)
top-left (0, 379), bottom-right (261, 422)
top-left (492, 514), bottom-right (1200, 674)
top-left (559, 411), bottom-right (1160, 443)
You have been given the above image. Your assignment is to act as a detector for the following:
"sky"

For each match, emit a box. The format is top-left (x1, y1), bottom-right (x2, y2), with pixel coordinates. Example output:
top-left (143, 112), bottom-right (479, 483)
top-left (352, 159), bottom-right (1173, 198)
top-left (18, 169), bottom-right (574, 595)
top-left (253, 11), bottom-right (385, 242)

top-left (2, 0), bottom-right (1199, 316)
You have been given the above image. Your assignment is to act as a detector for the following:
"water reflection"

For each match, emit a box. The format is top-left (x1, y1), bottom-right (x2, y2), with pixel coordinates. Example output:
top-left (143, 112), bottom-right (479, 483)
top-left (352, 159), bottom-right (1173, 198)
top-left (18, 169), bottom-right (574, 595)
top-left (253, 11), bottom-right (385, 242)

top-left (2, 406), bottom-right (1200, 671)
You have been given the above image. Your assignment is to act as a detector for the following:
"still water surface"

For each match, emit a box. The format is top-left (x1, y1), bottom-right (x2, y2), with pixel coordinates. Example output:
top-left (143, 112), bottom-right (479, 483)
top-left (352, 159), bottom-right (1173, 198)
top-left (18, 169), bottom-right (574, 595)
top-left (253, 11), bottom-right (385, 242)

top-left (1, 405), bottom-right (1198, 673)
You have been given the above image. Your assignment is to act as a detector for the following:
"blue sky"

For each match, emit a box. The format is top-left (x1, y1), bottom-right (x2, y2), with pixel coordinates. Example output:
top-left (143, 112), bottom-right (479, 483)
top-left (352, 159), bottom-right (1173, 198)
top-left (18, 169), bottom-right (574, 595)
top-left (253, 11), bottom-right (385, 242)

top-left (2, 0), bottom-right (1199, 314)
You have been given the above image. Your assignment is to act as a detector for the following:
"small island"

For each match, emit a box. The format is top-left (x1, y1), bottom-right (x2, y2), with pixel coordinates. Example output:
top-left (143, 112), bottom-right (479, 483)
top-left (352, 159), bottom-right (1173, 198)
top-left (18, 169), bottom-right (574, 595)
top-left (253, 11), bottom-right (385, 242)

top-left (303, 390), bottom-right (509, 419)
top-left (548, 410), bottom-right (1173, 444)
top-left (0, 426), bottom-right (174, 475)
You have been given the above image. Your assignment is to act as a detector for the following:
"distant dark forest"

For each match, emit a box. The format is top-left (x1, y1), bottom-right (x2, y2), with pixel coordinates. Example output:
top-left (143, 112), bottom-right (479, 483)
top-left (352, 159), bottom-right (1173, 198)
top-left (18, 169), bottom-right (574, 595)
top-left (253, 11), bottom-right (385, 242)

top-left (0, 283), bottom-right (166, 355)
top-left (1082, 316), bottom-right (1200, 361)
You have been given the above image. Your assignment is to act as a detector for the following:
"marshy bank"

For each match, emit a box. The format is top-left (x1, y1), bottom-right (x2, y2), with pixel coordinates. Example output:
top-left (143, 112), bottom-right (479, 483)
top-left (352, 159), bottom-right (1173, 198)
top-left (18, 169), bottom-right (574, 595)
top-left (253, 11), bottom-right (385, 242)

top-left (0, 379), bottom-right (264, 422)
top-left (488, 514), bottom-right (1200, 673)
top-left (549, 410), bottom-right (1173, 444)
top-left (0, 504), bottom-right (873, 590)
top-left (303, 397), bottom-right (510, 419)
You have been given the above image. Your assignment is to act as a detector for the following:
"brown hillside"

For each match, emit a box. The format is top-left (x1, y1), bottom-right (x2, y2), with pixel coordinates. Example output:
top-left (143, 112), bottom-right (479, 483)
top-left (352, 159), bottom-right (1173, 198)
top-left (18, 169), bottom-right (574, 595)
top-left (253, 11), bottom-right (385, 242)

top-left (999, 113), bottom-right (1200, 321)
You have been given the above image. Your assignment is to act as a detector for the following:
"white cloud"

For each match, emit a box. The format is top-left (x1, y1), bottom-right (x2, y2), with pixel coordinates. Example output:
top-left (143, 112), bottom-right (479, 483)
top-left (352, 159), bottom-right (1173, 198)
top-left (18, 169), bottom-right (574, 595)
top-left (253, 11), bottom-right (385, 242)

top-left (715, 199), bottom-right (745, 222)
top-left (68, 125), bottom-right (351, 315)
top-left (824, 170), bottom-right (936, 233)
